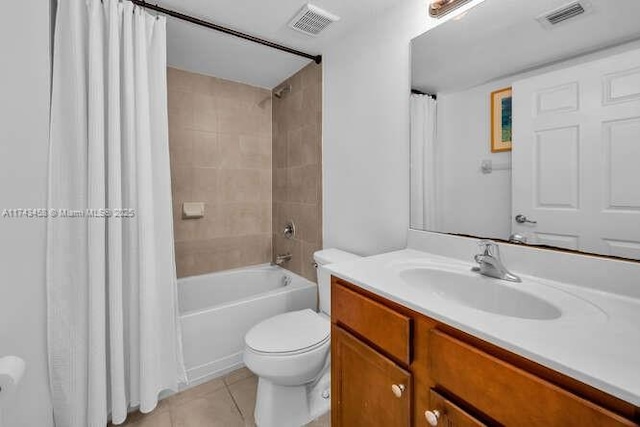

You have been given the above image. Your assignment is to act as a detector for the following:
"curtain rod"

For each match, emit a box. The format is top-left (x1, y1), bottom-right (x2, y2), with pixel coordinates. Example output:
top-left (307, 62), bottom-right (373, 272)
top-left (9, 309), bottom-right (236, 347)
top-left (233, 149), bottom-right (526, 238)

top-left (129, 0), bottom-right (322, 64)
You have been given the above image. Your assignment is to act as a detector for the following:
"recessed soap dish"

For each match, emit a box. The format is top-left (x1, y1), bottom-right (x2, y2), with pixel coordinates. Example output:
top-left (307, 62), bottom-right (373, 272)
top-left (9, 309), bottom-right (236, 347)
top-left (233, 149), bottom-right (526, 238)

top-left (182, 202), bottom-right (205, 219)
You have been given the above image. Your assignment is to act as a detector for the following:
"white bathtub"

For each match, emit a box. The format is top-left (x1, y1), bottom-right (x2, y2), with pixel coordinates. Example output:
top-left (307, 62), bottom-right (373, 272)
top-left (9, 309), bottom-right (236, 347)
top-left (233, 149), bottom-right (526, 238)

top-left (178, 264), bottom-right (317, 384)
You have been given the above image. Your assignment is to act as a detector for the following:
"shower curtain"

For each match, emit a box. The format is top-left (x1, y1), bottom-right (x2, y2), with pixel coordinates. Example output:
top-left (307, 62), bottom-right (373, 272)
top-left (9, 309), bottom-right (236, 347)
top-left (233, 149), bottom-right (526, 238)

top-left (47, 1), bottom-right (185, 426)
top-left (410, 94), bottom-right (438, 230)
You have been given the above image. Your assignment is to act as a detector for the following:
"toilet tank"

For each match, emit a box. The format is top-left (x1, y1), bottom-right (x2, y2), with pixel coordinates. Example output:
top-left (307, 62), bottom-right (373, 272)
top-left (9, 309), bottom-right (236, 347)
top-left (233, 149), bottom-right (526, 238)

top-left (313, 249), bottom-right (361, 316)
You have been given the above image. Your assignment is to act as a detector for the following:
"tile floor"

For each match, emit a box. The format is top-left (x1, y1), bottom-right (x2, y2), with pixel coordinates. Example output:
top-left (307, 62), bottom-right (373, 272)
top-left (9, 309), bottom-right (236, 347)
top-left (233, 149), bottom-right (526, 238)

top-left (110, 367), bottom-right (330, 427)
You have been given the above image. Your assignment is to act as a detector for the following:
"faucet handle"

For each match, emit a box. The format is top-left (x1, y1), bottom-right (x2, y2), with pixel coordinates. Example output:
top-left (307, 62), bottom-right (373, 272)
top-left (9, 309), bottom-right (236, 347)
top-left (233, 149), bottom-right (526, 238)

top-left (477, 240), bottom-right (498, 255)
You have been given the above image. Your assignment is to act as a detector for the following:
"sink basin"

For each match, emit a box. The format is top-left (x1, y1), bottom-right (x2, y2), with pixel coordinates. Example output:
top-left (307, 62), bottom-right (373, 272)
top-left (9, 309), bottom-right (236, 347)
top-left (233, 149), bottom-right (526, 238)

top-left (399, 267), bottom-right (562, 320)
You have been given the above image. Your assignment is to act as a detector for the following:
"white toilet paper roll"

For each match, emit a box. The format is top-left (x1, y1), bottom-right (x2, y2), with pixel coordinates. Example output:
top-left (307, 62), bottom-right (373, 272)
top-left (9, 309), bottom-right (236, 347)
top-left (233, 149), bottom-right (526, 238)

top-left (0, 356), bottom-right (26, 404)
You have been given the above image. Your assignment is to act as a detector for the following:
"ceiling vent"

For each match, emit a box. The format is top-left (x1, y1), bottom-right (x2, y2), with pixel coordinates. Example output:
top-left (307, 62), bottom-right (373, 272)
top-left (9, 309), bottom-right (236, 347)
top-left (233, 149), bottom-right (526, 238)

top-left (288, 4), bottom-right (340, 36)
top-left (538, 1), bottom-right (592, 28)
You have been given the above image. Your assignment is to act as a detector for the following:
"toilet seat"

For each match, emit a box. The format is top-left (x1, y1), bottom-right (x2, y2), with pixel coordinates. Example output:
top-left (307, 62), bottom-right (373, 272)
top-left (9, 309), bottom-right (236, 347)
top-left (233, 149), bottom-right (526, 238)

top-left (245, 309), bottom-right (329, 356)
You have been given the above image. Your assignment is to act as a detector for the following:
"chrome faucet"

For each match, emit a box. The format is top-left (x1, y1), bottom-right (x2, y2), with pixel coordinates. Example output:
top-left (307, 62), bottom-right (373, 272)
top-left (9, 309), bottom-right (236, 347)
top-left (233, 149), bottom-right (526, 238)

top-left (275, 253), bottom-right (292, 266)
top-left (472, 240), bottom-right (521, 283)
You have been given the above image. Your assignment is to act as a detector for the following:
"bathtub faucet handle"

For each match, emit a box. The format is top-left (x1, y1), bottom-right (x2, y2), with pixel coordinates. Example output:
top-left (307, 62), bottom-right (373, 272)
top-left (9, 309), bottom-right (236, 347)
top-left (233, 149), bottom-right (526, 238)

top-left (283, 221), bottom-right (296, 240)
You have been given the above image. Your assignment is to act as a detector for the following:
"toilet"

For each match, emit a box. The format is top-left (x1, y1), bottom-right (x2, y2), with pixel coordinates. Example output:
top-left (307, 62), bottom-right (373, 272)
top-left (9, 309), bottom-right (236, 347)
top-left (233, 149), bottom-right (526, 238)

top-left (243, 249), bottom-right (361, 427)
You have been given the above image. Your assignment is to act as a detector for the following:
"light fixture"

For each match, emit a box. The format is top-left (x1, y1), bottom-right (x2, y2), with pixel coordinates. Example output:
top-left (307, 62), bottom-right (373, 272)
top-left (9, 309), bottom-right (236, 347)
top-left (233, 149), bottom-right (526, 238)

top-left (429, 0), bottom-right (473, 18)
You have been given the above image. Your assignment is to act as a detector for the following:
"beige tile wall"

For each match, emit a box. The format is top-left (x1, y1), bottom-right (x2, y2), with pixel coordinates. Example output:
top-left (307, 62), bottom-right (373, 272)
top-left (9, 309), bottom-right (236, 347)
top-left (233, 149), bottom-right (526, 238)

top-left (168, 67), bottom-right (273, 278)
top-left (272, 63), bottom-right (323, 282)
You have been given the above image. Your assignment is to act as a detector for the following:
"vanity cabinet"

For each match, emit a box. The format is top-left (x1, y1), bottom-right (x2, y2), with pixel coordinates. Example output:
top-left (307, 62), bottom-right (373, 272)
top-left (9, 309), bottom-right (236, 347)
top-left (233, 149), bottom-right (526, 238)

top-left (331, 277), bottom-right (640, 427)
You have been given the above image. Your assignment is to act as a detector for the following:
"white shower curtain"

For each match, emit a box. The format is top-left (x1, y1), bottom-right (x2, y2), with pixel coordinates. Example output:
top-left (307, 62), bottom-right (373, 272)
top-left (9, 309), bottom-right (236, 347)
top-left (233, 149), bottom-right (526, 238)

top-left (410, 94), bottom-right (438, 230)
top-left (47, 1), bottom-right (185, 426)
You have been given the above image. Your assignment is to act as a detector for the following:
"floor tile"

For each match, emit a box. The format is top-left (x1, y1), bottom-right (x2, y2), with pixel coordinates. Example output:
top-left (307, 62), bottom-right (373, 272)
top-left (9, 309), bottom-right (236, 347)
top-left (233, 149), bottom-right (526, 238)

top-left (306, 412), bottom-right (331, 427)
top-left (227, 375), bottom-right (259, 425)
top-left (171, 387), bottom-right (244, 427)
top-left (107, 368), bottom-right (282, 427)
top-left (109, 408), bottom-right (173, 427)
top-left (108, 401), bottom-right (172, 427)
top-left (133, 410), bottom-right (173, 427)
top-left (165, 377), bottom-right (227, 409)
top-left (223, 367), bottom-right (255, 386)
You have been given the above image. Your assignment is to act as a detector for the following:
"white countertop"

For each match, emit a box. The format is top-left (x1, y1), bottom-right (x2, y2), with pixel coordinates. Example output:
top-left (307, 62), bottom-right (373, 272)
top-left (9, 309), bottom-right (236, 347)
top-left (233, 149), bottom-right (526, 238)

top-left (326, 249), bottom-right (640, 406)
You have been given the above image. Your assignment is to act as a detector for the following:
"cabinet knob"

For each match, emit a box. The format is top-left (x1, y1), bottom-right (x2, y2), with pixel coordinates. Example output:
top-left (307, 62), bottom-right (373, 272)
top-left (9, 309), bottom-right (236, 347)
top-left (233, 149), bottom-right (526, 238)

top-left (391, 384), bottom-right (405, 398)
top-left (424, 409), bottom-right (441, 426)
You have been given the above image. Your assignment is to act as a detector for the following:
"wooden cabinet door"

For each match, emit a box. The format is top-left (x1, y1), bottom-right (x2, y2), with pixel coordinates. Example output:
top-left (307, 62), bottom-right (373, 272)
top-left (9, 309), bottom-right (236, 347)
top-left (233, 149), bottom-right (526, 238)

top-left (332, 325), bottom-right (412, 427)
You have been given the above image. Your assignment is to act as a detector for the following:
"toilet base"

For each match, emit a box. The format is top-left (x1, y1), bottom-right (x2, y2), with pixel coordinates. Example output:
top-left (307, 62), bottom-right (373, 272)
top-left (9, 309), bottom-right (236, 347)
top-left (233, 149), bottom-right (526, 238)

top-left (254, 371), bottom-right (331, 427)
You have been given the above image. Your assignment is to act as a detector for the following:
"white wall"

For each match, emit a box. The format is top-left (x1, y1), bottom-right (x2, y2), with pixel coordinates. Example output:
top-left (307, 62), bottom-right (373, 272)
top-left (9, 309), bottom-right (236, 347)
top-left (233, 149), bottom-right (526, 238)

top-left (0, 1), bottom-right (54, 427)
top-left (436, 79), bottom-right (513, 240)
top-left (322, 0), bottom-right (485, 256)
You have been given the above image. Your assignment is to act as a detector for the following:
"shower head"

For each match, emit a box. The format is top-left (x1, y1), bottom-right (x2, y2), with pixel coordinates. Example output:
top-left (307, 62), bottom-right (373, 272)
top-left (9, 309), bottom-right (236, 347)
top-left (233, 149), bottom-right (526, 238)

top-left (273, 84), bottom-right (292, 99)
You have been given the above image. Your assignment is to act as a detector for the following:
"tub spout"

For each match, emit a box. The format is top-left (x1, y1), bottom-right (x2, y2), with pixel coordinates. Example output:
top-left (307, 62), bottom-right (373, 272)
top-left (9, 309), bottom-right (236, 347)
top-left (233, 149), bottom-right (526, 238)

top-left (275, 253), bottom-right (292, 266)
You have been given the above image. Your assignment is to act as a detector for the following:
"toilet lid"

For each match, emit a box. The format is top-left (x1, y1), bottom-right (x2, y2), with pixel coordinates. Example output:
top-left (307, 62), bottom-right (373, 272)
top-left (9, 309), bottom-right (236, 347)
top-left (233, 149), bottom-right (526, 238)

top-left (245, 309), bottom-right (330, 354)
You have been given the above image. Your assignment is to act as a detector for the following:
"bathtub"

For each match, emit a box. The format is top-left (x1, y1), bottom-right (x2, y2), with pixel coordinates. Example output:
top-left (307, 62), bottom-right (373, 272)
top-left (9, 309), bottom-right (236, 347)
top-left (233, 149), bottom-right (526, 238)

top-left (179, 264), bottom-right (317, 384)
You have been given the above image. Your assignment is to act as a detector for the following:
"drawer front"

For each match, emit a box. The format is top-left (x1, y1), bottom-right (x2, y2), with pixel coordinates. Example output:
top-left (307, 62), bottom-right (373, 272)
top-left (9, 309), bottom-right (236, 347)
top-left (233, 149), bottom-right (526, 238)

top-left (332, 280), bottom-right (411, 365)
top-left (429, 330), bottom-right (637, 427)
top-left (427, 389), bottom-right (487, 427)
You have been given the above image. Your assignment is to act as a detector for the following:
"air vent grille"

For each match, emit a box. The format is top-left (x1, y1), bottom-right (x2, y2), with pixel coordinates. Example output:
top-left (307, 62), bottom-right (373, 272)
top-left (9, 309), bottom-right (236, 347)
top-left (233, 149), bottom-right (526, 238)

top-left (540, 1), bottom-right (591, 27)
top-left (288, 4), bottom-right (340, 36)
top-left (546, 2), bottom-right (585, 24)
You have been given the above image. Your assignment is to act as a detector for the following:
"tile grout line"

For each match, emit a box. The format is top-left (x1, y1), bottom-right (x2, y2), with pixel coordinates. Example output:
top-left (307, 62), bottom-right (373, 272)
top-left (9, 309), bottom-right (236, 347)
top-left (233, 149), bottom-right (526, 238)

top-left (225, 382), bottom-right (246, 421)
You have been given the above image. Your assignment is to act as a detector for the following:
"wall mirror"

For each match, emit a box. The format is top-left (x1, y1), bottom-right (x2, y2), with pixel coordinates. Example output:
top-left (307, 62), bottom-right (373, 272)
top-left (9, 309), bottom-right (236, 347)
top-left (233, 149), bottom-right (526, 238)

top-left (410, 0), bottom-right (640, 260)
